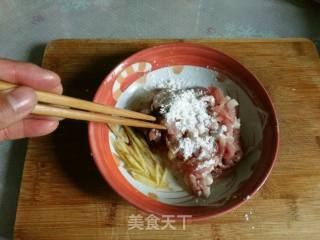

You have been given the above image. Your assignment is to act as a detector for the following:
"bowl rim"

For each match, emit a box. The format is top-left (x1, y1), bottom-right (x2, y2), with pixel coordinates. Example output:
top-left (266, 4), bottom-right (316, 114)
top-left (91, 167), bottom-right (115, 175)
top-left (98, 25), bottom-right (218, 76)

top-left (88, 42), bottom-right (280, 221)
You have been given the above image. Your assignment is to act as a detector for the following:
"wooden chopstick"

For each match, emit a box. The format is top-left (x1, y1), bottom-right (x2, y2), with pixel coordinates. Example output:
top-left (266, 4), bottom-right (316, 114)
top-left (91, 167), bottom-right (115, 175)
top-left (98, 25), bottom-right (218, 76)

top-left (0, 80), bottom-right (165, 130)
top-left (0, 80), bottom-right (155, 121)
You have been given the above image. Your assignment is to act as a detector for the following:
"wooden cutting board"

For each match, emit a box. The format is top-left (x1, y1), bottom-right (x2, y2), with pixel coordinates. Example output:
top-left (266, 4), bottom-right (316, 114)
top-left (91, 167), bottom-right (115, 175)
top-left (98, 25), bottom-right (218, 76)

top-left (14, 39), bottom-right (320, 240)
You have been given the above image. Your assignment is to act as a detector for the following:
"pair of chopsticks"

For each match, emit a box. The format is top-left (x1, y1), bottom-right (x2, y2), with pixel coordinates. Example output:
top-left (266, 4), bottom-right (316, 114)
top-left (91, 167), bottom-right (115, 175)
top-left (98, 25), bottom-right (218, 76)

top-left (0, 80), bottom-right (165, 130)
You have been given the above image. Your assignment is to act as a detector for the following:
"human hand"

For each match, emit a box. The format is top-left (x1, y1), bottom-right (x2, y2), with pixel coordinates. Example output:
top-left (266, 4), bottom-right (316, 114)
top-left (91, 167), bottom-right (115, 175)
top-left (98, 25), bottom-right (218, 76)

top-left (0, 59), bottom-right (63, 140)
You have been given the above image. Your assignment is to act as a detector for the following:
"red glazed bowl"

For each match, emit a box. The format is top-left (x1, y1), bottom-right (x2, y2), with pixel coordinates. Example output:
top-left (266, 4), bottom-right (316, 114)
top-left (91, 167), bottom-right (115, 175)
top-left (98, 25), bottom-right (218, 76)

top-left (88, 43), bottom-right (279, 220)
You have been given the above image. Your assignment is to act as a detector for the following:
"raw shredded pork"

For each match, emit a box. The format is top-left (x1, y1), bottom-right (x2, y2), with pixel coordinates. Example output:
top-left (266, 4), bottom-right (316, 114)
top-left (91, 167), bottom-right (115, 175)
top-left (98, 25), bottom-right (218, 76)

top-left (147, 87), bottom-right (242, 197)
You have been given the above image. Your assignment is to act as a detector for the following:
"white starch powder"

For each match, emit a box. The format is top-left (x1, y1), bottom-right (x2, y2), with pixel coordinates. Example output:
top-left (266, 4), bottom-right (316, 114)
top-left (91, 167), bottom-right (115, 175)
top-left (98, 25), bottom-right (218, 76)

top-left (163, 89), bottom-right (218, 163)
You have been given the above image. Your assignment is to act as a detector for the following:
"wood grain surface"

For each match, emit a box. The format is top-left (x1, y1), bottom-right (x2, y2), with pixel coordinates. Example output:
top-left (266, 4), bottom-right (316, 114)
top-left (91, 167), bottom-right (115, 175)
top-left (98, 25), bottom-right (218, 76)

top-left (14, 39), bottom-right (320, 240)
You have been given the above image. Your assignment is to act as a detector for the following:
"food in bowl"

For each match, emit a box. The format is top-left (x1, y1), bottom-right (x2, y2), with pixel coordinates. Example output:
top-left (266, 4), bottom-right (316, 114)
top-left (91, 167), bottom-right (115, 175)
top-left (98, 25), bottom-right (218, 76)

top-left (145, 87), bottom-right (242, 197)
top-left (111, 86), bottom-right (243, 198)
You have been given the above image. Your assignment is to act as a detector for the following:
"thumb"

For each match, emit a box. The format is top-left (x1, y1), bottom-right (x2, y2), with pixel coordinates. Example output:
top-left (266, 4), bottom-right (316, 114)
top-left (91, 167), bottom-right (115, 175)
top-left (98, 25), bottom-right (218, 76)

top-left (0, 86), bottom-right (37, 129)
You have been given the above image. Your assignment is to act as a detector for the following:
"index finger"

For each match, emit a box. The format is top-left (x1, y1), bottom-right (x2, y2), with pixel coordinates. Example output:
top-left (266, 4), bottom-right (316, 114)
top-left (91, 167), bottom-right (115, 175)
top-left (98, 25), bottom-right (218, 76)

top-left (0, 59), bottom-right (62, 94)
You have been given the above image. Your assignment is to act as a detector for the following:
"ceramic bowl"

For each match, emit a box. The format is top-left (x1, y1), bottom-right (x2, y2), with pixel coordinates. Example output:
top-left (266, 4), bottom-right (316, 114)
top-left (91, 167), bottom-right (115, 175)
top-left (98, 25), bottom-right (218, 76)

top-left (88, 43), bottom-right (279, 220)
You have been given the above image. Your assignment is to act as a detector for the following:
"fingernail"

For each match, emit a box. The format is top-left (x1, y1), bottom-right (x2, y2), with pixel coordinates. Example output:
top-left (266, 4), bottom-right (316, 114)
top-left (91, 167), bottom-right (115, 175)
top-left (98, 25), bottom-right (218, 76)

top-left (52, 84), bottom-right (63, 94)
top-left (7, 86), bottom-right (37, 113)
top-left (42, 70), bottom-right (62, 94)
top-left (43, 69), bottom-right (60, 81)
